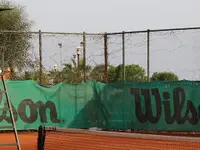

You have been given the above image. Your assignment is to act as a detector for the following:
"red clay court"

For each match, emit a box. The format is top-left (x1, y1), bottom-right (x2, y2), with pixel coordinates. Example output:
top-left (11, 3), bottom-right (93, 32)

top-left (1, 129), bottom-right (200, 150)
top-left (0, 132), bottom-right (37, 150)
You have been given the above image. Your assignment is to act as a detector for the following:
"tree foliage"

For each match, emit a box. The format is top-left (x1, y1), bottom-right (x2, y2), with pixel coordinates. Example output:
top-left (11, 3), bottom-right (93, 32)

top-left (151, 72), bottom-right (179, 81)
top-left (49, 58), bottom-right (91, 84)
top-left (112, 64), bottom-right (147, 82)
top-left (46, 63), bottom-right (147, 84)
top-left (108, 65), bottom-right (117, 83)
top-left (90, 64), bottom-right (106, 82)
top-left (89, 64), bottom-right (147, 83)
top-left (19, 61), bottom-right (181, 84)
top-left (0, 0), bottom-right (33, 78)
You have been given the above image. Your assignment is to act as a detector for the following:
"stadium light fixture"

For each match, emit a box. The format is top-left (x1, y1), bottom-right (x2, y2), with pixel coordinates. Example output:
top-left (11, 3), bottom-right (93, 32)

top-left (76, 46), bottom-right (81, 55)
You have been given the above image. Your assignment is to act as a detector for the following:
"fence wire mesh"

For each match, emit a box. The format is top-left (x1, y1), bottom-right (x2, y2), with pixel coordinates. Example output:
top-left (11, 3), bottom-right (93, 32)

top-left (41, 33), bottom-right (82, 71)
top-left (41, 33), bottom-right (83, 84)
top-left (107, 34), bottom-right (122, 82)
top-left (150, 29), bottom-right (200, 80)
top-left (124, 33), bottom-right (147, 82)
top-left (86, 34), bottom-right (104, 82)
top-left (1, 27), bottom-right (200, 84)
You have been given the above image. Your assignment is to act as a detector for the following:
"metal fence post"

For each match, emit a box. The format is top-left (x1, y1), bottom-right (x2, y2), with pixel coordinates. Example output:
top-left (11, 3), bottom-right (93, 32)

top-left (122, 31), bottom-right (125, 81)
top-left (37, 126), bottom-right (46, 150)
top-left (39, 30), bottom-right (43, 85)
top-left (104, 32), bottom-right (108, 83)
top-left (147, 29), bottom-right (150, 82)
top-left (37, 125), bottom-right (42, 150)
top-left (83, 32), bottom-right (86, 82)
top-left (1, 48), bottom-right (4, 76)
top-left (122, 31), bottom-right (126, 130)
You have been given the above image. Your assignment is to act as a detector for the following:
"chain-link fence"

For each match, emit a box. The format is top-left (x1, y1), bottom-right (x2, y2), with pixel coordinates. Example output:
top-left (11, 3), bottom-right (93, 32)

top-left (150, 29), bottom-right (200, 80)
top-left (1, 27), bottom-right (200, 85)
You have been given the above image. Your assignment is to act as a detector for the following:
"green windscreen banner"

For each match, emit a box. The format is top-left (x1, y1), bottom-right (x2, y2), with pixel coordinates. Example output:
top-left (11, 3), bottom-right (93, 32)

top-left (0, 80), bottom-right (200, 131)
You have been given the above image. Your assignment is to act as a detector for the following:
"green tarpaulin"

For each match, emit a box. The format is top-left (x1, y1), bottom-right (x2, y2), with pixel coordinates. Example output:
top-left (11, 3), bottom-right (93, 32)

top-left (0, 80), bottom-right (200, 131)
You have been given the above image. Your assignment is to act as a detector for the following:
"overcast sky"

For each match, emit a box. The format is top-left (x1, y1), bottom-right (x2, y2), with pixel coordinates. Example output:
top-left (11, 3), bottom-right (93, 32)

top-left (9, 0), bottom-right (200, 80)
top-left (12, 0), bottom-right (200, 32)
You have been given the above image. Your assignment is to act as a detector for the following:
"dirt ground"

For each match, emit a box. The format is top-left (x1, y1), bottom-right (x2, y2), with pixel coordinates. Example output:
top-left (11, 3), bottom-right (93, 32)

top-left (0, 132), bottom-right (37, 150)
top-left (44, 129), bottom-right (200, 150)
top-left (1, 131), bottom-right (200, 150)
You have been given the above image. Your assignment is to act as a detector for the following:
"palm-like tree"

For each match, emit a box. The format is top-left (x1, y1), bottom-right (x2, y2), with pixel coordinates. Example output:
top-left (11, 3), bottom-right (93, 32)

top-left (89, 64), bottom-right (105, 82)
top-left (50, 58), bottom-right (91, 84)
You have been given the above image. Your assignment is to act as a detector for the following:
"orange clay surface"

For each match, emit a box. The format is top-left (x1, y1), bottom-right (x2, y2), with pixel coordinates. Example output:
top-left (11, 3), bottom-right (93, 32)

top-left (44, 131), bottom-right (200, 150)
top-left (1, 131), bottom-right (200, 150)
top-left (0, 132), bottom-right (37, 150)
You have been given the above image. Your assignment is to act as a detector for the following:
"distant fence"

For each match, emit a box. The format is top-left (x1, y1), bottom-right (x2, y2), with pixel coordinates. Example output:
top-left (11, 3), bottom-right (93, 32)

top-left (0, 27), bottom-right (200, 84)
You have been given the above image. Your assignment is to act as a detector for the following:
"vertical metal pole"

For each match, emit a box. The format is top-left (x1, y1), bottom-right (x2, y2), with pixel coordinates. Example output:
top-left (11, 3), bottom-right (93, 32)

top-left (104, 32), bottom-right (108, 83)
top-left (39, 30), bottom-right (43, 85)
top-left (122, 31), bottom-right (125, 81)
top-left (59, 46), bottom-right (62, 68)
top-left (83, 32), bottom-right (86, 82)
top-left (1, 50), bottom-right (4, 76)
top-left (75, 86), bottom-right (77, 117)
top-left (82, 33), bottom-right (87, 125)
top-left (122, 31), bottom-right (125, 130)
top-left (147, 29), bottom-right (150, 82)
top-left (77, 54), bottom-right (80, 71)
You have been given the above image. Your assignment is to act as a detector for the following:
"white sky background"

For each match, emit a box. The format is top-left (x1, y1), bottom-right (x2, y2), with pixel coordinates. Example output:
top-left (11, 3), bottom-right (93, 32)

top-left (12, 0), bottom-right (200, 32)
top-left (10, 0), bottom-right (200, 80)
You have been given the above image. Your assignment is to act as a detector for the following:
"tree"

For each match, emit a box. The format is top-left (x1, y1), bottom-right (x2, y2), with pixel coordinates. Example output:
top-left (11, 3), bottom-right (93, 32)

top-left (63, 58), bottom-right (91, 83)
top-left (0, 1), bottom-right (33, 79)
top-left (108, 65), bottom-right (116, 83)
top-left (90, 64), bottom-right (147, 83)
top-left (17, 70), bottom-right (50, 85)
top-left (48, 68), bottom-right (65, 84)
top-left (151, 72), bottom-right (179, 81)
top-left (49, 58), bottom-right (91, 84)
top-left (113, 64), bottom-right (147, 82)
top-left (90, 64), bottom-right (117, 83)
top-left (90, 64), bottom-right (106, 82)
